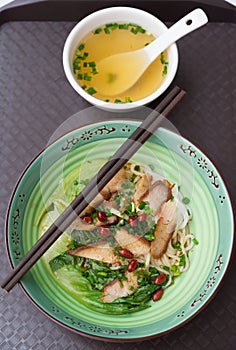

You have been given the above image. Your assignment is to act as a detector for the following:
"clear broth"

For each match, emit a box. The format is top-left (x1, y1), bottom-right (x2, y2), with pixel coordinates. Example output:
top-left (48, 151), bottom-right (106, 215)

top-left (73, 23), bottom-right (168, 103)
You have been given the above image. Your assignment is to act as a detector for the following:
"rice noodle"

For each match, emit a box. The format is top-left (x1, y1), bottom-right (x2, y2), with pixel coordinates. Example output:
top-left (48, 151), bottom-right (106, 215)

top-left (130, 162), bottom-right (146, 176)
top-left (150, 224), bottom-right (195, 283)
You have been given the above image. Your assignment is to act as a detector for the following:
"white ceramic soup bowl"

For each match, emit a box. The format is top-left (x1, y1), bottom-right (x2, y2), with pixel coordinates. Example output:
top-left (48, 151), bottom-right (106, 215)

top-left (63, 7), bottom-right (178, 111)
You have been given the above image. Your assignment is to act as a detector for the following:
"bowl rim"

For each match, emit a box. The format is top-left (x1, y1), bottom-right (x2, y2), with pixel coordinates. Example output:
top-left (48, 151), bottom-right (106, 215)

top-left (62, 6), bottom-right (179, 111)
top-left (5, 119), bottom-right (235, 341)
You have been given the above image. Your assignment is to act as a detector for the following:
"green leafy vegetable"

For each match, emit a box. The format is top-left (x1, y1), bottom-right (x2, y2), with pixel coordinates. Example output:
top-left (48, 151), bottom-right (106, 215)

top-left (49, 252), bottom-right (77, 272)
top-left (71, 229), bottom-right (114, 246)
top-left (114, 284), bottom-right (157, 305)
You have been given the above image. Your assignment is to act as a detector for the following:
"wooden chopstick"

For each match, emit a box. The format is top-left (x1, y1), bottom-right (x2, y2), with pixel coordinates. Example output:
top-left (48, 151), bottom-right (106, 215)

top-left (1, 86), bottom-right (186, 292)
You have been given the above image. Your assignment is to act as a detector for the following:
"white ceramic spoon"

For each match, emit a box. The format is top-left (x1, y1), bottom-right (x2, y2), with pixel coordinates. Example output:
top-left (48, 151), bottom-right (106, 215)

top-left (92, 8), bottom-right (208, 96)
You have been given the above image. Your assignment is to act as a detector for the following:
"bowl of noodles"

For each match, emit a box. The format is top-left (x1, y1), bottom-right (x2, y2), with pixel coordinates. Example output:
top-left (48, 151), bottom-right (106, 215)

top-left (5, 119), bottom-right (234, 341)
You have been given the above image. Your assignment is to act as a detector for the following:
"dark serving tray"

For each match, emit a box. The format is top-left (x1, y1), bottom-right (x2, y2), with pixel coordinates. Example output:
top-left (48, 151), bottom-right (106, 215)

top-left (0, 1), bottom-right (235, 349)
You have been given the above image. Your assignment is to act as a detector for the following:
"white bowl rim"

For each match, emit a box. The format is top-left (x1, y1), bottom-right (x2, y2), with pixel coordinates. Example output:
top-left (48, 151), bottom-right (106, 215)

top-left (63, 6), bottom-right (179, 111)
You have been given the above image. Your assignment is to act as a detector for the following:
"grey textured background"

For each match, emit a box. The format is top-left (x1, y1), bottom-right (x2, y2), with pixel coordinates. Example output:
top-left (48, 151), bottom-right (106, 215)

top-left (0, 13), bottom-right (236, 350)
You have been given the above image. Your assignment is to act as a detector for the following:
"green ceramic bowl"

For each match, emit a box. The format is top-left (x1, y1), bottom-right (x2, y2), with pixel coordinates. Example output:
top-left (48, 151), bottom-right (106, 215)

top-left (6, 120), bottom-right (234, 341)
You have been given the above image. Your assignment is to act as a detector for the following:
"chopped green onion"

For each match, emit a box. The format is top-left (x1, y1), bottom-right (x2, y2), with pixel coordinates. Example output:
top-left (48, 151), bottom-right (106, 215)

top-left (111, 23), bottom-right (119, 29)
top-left (144, 232), bottom-right (155, 241)
top-left (83, 73), bottom-right (92, 81)
top-left (104, 27), bottom-right (110, 34)
top-left (170, 265), bottom-right (180, 276)
top-left (172, 241), bottom-right (181, 250)
top-left (138, 201), bottom-right (147, 210)
top-left (68, 241), bottom-right (77, 250)
top-left (130, 173), bottom-right (136, 182)
top-left (94, 27), bottom-right (102, 34)
top-left (76, 53), bottom-right (88, 61)
top-left (125, 203), bottom-right (133, 213)
top-left (101, 23), bottom-right (119, 31)
top-left (97, 271), bottom-right (107, 277)
top-left (104, 209), bottom-right (113, 217)
top-left (161, 265), bottom-right (170, 272)
top-left (138, 27), bottom-right (146, 34)
top-left (119, 23), bottom-right (129, 29)
top-left (125, 96), bottom-right (132, 103)
top-left (179, 254), bottom-right (186, 266)
top-left (75, 48), bottom-right (82, 57)
top-left (144, 222), bottom-right (156, 241)
top-left (193, 238), bottom-right (199, 245)
top-left (92, 67), bottom-right (98, 75)
top-left (160, 52), bottom-right (168, 77)
top-left (78, 43), bottom-right (85, 51)
top-left (162, 65), bottom-right (168, 77)
top-left (131, 27), bottom-right (138, 34)
top-left (134, 165), bottom-right (140, 171)
top-left (73, 59), bottom-right (80, 72)
top-left (87, 87), bottom-right (97, 95)
top-left (130, 25), bottom-right (146, 35)
top-left (160, 52), bottom-right (166, 65)
top-left (149, 266), bottom-right (158, 277)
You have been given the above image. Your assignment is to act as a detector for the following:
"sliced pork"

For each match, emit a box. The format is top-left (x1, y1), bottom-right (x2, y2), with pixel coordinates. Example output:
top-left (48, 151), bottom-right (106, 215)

top-left (68, 241), bottom-right (121, 264)
top-left (101, 270), bottom-right (138, 302)
top-left (151, 201), bottom-right (177, 259)
top-left (70, 218), bottom-right (96, 231)
top-left (100, 163), bottom-right (132, 199)
top-left (115, 228), bottom-right (150, 257)
top-left (142, 180), bottom-right (172, 216)
top-left (133, 173), bottom-right (152, 207)
top-left (70, 165), bottom-right (131, 231)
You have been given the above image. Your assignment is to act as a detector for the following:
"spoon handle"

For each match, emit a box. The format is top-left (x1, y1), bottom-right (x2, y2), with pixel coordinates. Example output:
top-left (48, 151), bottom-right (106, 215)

top-left (146, 8), bottom-right (208, 62)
